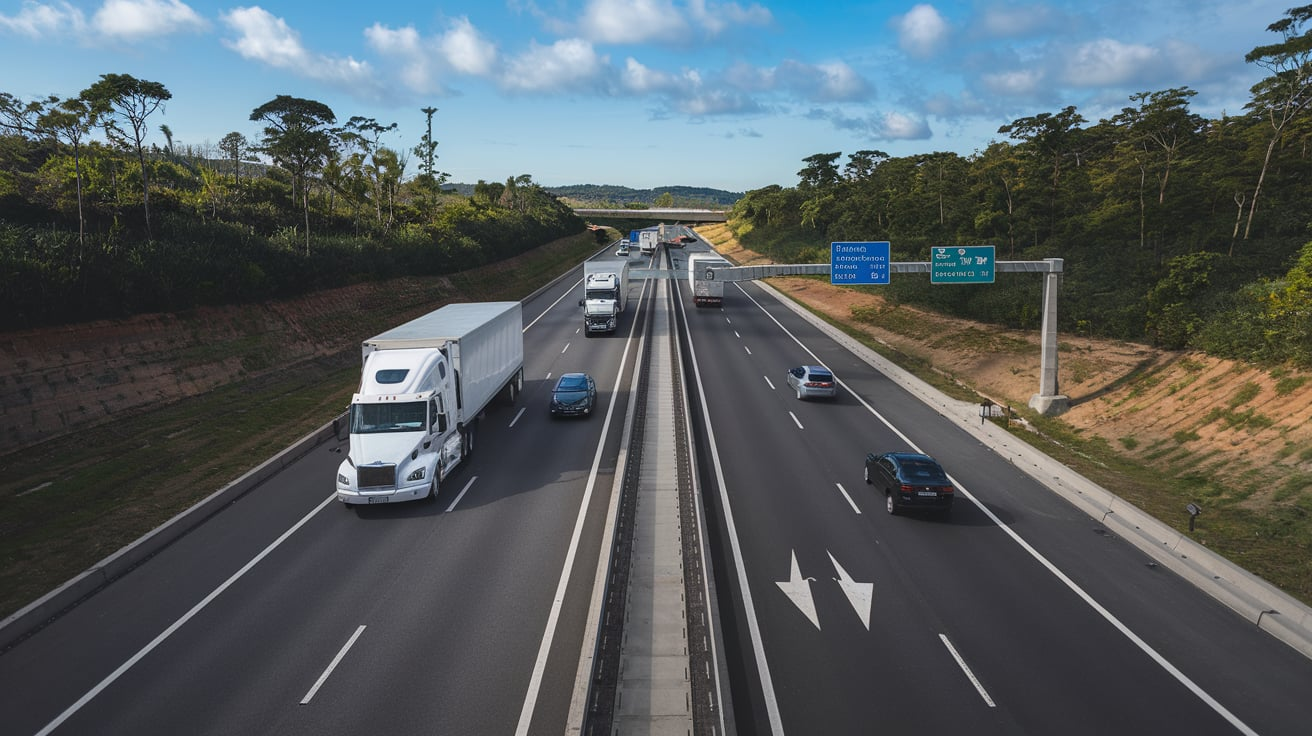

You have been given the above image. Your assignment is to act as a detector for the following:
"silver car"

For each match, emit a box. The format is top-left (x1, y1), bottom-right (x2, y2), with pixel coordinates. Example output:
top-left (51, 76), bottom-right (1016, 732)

top-left (786, 365), bottom-right (837, 400)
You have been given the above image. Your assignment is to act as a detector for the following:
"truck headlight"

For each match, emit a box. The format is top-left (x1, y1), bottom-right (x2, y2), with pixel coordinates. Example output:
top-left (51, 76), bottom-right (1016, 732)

top-left (337, 472), bottom-right (350, 486)
top-left (407, 467), bottom-right (426, 482)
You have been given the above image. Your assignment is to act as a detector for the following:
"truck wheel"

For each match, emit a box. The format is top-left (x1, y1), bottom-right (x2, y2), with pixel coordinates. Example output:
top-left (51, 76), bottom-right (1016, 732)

top-left (462, 421), bottom-right (477, 458)
top-left (426, 478), bottom-right (438, 502)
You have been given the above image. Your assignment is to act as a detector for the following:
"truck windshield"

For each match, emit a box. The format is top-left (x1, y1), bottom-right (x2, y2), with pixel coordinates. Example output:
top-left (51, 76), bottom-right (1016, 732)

top-left (350, 401), bottom-right (427, 433)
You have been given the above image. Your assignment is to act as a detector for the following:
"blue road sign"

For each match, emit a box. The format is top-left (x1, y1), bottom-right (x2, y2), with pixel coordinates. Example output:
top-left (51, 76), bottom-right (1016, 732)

top-left (830, 241), bottom-right (890, 285)
top-left (931, 246), bottom-right (995, 283)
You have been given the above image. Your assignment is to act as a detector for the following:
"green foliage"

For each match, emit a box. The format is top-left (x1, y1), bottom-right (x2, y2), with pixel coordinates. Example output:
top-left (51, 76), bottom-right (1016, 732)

top-left (0, 119), bottom-right (585, 330)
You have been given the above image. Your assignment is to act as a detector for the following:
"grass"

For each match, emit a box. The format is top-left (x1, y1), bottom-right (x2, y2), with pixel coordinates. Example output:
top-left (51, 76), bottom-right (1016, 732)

top-left (0, 230), bottom-right (607, 620)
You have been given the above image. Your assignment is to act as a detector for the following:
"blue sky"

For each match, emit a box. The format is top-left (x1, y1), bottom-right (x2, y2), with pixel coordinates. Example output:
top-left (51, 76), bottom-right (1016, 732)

top-left (0, 1), bottom-right (1294, 192)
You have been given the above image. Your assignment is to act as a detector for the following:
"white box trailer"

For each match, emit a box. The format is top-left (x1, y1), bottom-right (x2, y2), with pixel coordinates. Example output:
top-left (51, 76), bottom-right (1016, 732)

top-left (337, 301), bottom-right (524, 505)
top-left (638, 229), bottom-right (658, 255)
top-left (688, 252), bottom-right (731, 307)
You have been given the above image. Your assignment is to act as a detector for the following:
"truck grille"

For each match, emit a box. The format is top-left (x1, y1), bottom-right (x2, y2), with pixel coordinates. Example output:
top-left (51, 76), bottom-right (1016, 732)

top-left (357, 464), bottom-right (396, 488)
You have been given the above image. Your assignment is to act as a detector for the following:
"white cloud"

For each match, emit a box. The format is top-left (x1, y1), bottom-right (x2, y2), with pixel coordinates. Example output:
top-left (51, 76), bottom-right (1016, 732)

top-left (221, 7), bottom-right (376, 92)
top-left (440, 17), bottom-right (498, 76)
top-left (621, 57), bottom-right (681, 94)
top-left (976, 3), bottom-right (1063, 39)
top-left (895, 4), bottom-right (949, 60)
top-left (581, 0), bottom-right (687, 44)
top-left (818, 108), bottom-right (932, 141)
top-left (501, 38), bottom-right (607, 92)
top-left (93, 0), bottom-right (206, 41)
top-left (365, 24), bottom-right (436, 93)
top-left (0, 1), bottom-right (87, 38)
top-left (686, 0), bottom-right (772, 35)
top-left (779, 60), bottom-right (872, 102)
top-left (981, 68), bottom-right (1044, 97)
top-left (1062, 38), bottom-right (1159, 87)
top-left (676, 89), bottom-right (761, 116)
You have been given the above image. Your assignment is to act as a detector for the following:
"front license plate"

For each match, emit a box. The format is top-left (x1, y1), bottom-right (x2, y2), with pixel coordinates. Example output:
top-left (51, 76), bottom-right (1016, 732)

top-left (367, 495), bottom-right (389, 504)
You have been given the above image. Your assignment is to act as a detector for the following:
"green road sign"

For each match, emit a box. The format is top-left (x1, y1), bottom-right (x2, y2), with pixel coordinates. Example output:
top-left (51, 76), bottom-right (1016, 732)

top-left (931, 246), bottom-right (995, 283)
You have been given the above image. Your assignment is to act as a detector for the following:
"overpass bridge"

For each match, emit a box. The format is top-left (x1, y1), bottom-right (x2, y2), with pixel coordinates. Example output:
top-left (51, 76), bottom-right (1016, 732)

top-left (574, 207), bottom-right (727, 222)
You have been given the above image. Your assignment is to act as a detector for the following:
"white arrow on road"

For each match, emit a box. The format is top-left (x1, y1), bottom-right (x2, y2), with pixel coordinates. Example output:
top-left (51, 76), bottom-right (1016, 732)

top-left (829, 551), bottom-right (873, 630)
top-left (775, 550), bottom-right (819, 629)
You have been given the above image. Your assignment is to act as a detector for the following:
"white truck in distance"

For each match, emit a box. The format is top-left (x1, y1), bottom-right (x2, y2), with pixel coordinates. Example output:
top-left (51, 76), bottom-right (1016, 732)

top-left (336, 302), bottom-right (524, 505)
top-left (638, 229), bottom-right (658, 255)
top-left (581, 260), bottom-right (630, 335)
top-left (688, 252), bottom-right (732, 307)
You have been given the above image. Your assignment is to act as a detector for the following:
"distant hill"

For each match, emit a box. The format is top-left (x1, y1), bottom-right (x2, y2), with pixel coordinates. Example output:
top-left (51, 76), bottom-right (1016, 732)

top-left (445, 183), bottom-right (742, 207)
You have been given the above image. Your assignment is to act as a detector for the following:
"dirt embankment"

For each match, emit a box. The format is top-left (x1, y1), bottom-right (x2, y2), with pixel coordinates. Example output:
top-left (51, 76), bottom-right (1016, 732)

top-left (708, 229), bottom-right (1312, 513)
top-left (0, 278), bottom-right (455, 455)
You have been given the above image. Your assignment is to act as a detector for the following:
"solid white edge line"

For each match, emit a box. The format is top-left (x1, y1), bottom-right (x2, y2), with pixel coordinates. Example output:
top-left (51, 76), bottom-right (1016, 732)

top-left (938, 634), bottom-right (996, 707)
top-left (36, 494), bottom-right (337, 736)
top-left (444, 475), bottom-right (479, 514)
top-left (737, 285), bottom-right (1261, 736)
top-left (301, 625), bottom-right (367, 705)
top-left (835, 483), bottom-right (861, 514)
top-left (515, 294), bottom-right (636, 735)
top-left (681, 280), bottom-right (787, 734)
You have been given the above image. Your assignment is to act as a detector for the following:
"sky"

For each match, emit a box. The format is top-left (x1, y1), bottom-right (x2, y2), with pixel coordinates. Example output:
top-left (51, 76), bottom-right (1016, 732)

top-left (0, 0), bottom-right (1297, 193)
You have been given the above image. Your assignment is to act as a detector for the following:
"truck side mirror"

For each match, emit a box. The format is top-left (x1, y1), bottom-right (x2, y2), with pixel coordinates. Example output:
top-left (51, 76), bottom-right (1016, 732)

top-left (578, 298), bottom-right (584, 306)
top-left (431, 399), bottom-right (446, 433)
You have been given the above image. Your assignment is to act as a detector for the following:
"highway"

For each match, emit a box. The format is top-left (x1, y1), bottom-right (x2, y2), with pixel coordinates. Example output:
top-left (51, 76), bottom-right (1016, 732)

top-left (665, 242), bottom-right (1312, 735)
top-left (0, 258), bottom-right (653, 736)
top-left (2, 239), bottom-right (1311, 735)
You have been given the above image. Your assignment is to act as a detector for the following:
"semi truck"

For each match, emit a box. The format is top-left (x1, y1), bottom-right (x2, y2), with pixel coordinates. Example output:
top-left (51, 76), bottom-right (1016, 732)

top-left (688, 252), bottom-right (732, 307)
top-left (638, 229), bottom-right (658, 255)
top-left (335, 301), bottom-right (525, 505)
top-left (581, 260), bottom-right (630, 334)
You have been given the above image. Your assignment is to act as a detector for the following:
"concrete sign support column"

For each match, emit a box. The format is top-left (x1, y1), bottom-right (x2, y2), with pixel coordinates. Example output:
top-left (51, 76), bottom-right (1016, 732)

top-left (1029, 258), bottom-right (1069, 416)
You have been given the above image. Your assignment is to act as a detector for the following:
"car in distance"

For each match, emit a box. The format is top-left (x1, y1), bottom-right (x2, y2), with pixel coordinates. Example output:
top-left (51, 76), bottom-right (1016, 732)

top-left (550, 372), bottom-right (596, 417)
top-left (616, 240), bottom-right (631, 256)
top-left (865, 451), bottom-right (954, 515)
top-left (786, 365), bottom-right (837, 400)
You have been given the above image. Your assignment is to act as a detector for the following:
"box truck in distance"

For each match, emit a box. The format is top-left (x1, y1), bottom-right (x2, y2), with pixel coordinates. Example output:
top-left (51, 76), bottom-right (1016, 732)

top-left (688, 252), bottom-right (732, 307)
top-left (336, 302), bottom-right (524, 505)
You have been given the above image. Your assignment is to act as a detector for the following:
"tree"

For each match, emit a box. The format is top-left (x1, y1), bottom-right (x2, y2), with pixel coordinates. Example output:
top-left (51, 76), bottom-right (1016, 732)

top-left (218, 132), bottom-right (248, 188)
top-left (843, 150), bottom-right (888, 181)
top-left (338, 116), bottom-right (398, 226)
top-left (1109, 88), bottom-right (1204, 250)
top-left (998, 106), bottom-right (1087, 240)
top-left (250, 95), bottom-right (336, 254)
top-left (0, 92), bottom-right (49, 137)
top-left (82, 74), bottom-right (172, 239)
top-left (413, 106), bottom-right (448, 206)
top-left (37, 96), bottom-right (96, 247)
top-left (1243, 5), bottom-right (1312, 239)
top-left (797, 152), bottom-right (842, 189)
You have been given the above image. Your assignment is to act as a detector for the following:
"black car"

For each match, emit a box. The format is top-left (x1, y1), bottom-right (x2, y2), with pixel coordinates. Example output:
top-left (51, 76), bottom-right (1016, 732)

top-left (550, 372), bottom-right (596, 417)
top-left (864, 451), bottom-right (954, 515)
